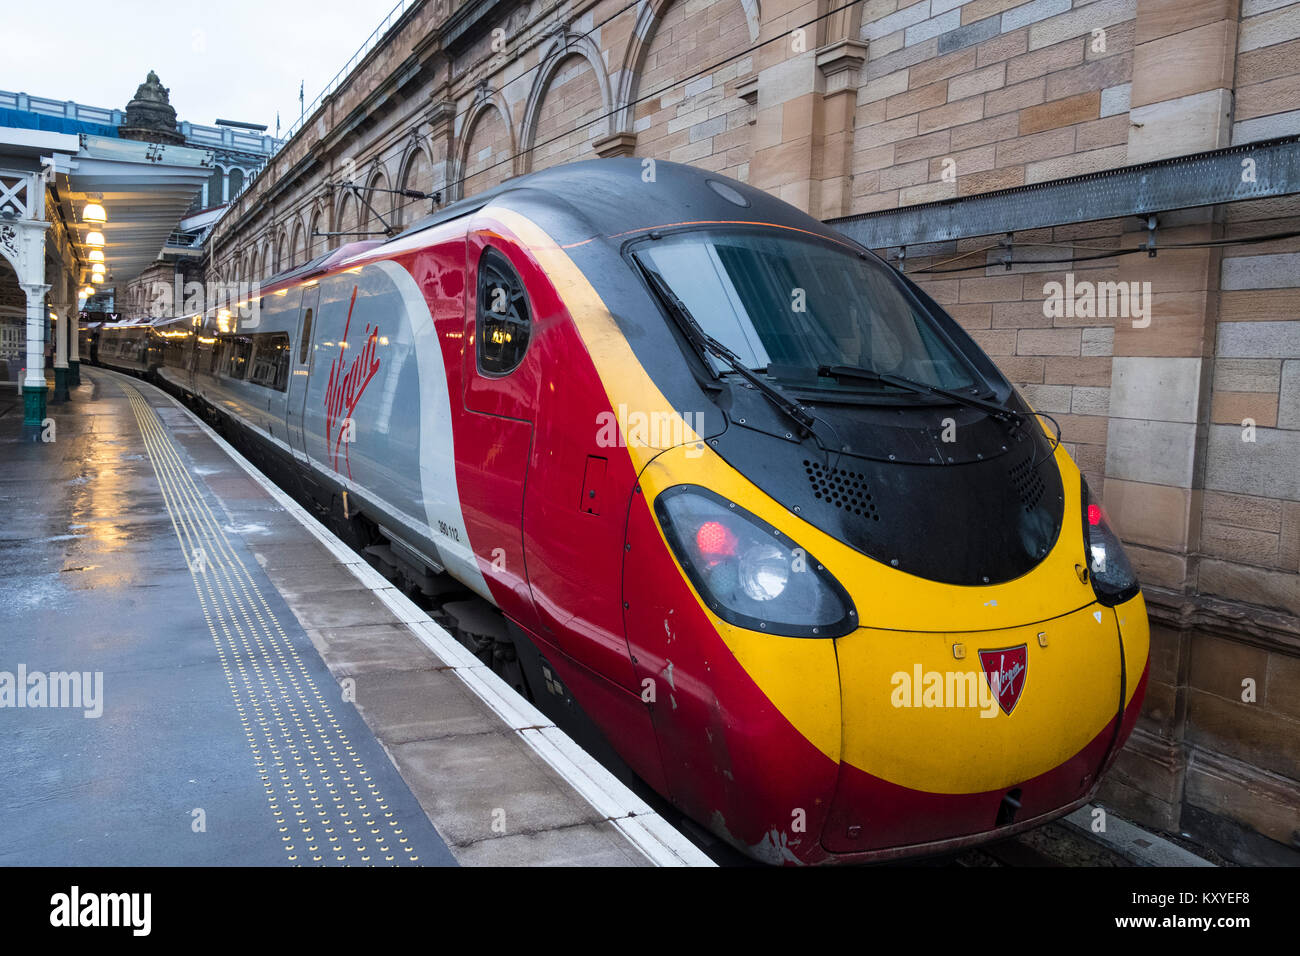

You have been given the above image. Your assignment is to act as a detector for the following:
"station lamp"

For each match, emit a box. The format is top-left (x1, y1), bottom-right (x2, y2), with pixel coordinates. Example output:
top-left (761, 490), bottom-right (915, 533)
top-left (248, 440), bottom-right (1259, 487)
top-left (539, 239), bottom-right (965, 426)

top-left (91, 263), bottom-right (106, 275)
top-left (81, 286), bottom-right (95, 298)
top-left (88, 250), bottom-right (105, 263)
top-left (86, 231), bottom-right (105, 247)
top-left (83, 202), bottom-right (107, 223)
top-left (91, 274), bottom-right (104, 284)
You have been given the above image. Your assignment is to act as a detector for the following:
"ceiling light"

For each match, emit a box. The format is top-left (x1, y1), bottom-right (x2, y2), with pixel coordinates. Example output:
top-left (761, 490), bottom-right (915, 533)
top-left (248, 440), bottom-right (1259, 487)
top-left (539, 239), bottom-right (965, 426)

top-left (91, 274), bottom-right (104, 284)
top-left (88, 250), bottom-right (104, 263)
top-left (83, 202), bottom-right (107, 223)
top-left (91, 263), bottom-right (106, 275)
top-left (86, 231), bottom-right (105, 247)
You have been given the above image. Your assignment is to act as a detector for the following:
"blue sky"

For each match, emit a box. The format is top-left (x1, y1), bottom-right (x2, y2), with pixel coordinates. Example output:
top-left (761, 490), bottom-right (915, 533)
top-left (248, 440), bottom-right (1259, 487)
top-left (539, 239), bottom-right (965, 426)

top-left (3, 0), bottom-right (404, 133)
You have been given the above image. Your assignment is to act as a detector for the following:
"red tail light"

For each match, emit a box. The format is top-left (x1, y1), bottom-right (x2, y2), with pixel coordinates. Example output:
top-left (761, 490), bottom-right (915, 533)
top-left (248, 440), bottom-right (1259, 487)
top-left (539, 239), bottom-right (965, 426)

top-left (1087, 503), bottom-right (1102, 526)
top-left (695, 520), bottom-right (738, 558)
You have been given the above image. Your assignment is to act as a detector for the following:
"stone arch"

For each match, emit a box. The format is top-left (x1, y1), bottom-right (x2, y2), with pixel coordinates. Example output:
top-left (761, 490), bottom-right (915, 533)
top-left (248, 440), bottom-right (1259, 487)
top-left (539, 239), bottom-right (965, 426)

top-left (364, 167), bottom-right (392, 237)
top-left (519, 33), bottom-right (613, 172)
top-left (290, 217), bottom-right (307, 268)
top-left (335, 190), bottom-right (359, 249)
top-left (615, 0), bottom-right (760, 135)
top-left (274, 228), bottom-right (289, 274)
top-left (307, 205), bottom-right (326, 259)
top-left (395, 145), bottom-right (432, 228)
top-left (451, 94), bottom-right (516, 202)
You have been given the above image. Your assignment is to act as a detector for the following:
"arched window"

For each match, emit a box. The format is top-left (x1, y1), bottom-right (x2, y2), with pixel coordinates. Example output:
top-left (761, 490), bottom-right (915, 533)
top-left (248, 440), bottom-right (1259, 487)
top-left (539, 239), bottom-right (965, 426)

top-left (207, 167), bottom-right (225, 206)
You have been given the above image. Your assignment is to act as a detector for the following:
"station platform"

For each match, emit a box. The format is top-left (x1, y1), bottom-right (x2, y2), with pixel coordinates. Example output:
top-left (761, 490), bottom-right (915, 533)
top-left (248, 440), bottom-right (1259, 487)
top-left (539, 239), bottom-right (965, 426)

top-left (0, 369), bottom-right (710, 867)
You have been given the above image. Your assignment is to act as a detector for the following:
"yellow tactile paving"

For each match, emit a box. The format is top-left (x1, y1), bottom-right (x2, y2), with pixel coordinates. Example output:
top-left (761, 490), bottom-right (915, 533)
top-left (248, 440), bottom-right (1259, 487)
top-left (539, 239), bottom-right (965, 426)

top-left (119, 379), bottom-right (416, 865)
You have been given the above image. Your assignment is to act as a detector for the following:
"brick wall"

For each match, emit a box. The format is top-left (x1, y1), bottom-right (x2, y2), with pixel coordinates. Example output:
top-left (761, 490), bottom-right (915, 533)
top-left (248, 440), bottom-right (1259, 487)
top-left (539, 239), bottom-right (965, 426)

top-left (628, 0), bottom-right (753, 178)
top-left (853, 0), bottom-right (1136, 211)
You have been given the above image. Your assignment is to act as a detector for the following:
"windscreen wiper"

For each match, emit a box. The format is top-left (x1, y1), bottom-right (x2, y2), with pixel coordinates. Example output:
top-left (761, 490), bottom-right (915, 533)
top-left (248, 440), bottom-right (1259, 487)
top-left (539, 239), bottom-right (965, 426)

top-left (636, 259), bottom-right (815, 437)
top-left (818, 364), bottom-right (1024, 426)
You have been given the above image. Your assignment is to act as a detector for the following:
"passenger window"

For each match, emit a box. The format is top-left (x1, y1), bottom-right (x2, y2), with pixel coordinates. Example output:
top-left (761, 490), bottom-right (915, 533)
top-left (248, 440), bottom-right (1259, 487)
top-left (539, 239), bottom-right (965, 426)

top-left (298, 308), bottom-right (313, 364)
top-left (248, 333), bottom-right (291, 391)
top-left (476, 247), bottom-right (530, 375)
top-left (225, 335), bottom-right (253, 379)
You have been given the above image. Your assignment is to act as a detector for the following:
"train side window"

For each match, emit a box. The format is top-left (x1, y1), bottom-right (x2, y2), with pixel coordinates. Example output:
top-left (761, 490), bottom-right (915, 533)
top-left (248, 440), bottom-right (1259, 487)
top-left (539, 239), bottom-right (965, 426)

top-left (225, 335), bottom-right (253, 379)
top-left (476, 247), bottom-right (531, 375)
top-left (298, 308), bottom-right (313, 364)
top-left (248, 333), bottom-right (291, 391)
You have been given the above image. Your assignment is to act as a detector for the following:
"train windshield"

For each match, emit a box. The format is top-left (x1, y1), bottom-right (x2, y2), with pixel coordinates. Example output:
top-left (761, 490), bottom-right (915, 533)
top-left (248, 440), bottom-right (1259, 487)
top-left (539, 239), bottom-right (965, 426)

top-left (633, 228), bottom-right (978, 392)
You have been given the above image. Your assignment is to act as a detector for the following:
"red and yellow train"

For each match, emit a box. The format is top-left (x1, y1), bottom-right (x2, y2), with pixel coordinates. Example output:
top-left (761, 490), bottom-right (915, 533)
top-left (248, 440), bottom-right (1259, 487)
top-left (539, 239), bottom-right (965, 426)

top-left (92, 158), bottom-right (1149, 864)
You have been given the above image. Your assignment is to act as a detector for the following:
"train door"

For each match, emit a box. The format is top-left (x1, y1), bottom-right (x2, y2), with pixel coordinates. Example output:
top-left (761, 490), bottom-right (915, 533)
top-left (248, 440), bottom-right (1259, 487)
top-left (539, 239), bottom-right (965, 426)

top-left (287, 285), bottom-right (319, 460)
top-left (458, 229), bottom-right (539, 628)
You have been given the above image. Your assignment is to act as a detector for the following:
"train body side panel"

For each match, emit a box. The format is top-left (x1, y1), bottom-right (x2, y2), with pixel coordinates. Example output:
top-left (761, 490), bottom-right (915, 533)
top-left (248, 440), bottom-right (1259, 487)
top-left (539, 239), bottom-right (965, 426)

top-left (293, 260), bottom-right (490, 598)
top-left (464, 218), bottom-right (641, 692)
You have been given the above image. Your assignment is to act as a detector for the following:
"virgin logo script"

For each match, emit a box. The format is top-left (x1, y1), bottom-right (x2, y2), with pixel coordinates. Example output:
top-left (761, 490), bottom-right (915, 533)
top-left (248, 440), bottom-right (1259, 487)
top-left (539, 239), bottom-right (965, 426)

top-left (325, 285), bottom-right (381, 478)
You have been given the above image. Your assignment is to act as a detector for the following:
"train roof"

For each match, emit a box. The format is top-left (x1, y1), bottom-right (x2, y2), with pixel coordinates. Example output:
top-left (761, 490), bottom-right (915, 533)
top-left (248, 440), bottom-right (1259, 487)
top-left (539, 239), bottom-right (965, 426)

top-left (393, 158), bottom-right (855, 251)
top-left (118, 160), bottom-right (855, 332)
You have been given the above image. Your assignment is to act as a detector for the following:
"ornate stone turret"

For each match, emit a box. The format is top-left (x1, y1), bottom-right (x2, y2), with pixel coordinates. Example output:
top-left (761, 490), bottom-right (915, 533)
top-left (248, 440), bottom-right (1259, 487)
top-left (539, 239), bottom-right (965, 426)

top-left (118, 70), bottom-right (185, 145)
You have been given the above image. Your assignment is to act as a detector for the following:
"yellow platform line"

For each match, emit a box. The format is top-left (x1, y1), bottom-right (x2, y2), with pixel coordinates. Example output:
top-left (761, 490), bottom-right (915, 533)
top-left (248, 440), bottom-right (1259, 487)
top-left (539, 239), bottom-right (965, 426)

top-left (131, 409), bottom-right (406, 862)
top-left (119, 379), bottom-right (416, 865)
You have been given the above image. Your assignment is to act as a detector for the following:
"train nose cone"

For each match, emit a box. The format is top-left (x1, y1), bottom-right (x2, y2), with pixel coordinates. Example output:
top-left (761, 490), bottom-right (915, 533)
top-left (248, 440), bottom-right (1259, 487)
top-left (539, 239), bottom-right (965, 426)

top-left (821, 604), bottom-right (1126, 855)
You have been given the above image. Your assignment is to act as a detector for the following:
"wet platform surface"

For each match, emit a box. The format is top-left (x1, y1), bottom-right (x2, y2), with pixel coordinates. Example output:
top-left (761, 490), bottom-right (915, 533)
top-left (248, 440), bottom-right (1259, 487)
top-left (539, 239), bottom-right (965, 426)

top-left (0, 371), bottom-right (702, 866)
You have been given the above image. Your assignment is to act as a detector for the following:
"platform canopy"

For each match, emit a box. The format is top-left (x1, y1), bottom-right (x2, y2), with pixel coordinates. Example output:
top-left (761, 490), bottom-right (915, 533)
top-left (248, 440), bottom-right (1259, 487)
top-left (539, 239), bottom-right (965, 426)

top-left (2, 128), bottom-right (213, 288)
top-left (61, 134), bottom-right (214, 285)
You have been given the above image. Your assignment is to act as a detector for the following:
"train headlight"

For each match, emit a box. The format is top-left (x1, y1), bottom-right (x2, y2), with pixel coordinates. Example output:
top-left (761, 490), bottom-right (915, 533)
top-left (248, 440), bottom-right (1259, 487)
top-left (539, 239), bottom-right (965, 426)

top-left (655, 486), bottom-right (857, 637)
top-left (1081, 478), bottom-right (1139, 606)
top-left (739, 543), bottom-right (790, 601)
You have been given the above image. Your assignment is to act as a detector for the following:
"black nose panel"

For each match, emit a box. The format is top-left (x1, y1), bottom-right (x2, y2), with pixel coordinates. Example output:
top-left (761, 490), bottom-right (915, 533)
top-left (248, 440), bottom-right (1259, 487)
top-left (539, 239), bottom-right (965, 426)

top-left (716, 412), bottom-right (1066, 586)
top-left (804, 460), bottom-right (881, 522)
